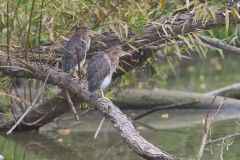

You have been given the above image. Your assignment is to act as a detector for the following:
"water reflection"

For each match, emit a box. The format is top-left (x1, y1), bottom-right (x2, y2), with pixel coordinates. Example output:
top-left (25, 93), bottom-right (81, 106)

top-left (1, 109), bottom-right (240, 160)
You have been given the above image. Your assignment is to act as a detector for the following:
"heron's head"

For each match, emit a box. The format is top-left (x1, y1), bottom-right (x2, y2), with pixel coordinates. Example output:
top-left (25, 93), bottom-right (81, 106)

top-left (107, 46), bottom-right (130, 58)
top-left (75, 24), bottom-right (99, 37)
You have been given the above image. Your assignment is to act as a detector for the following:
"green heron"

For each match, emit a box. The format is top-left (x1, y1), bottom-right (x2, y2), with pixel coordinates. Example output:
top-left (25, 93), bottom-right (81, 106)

top-left (87, 46), bottom-right (130, 98)
top-left (62, 25), bottom-right (97, 77)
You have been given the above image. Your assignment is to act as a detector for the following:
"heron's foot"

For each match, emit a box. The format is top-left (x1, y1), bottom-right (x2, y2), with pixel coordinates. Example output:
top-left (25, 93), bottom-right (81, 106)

top-left (70, 77), bottom-right (79, 81)
top-left (79, 71), bottom-right (86, 79)
top-left (69, 70), bottom-right (80, 79)
top-left (73, 71), bottom-right (80, 79)
top-left (97, 90), bottom-right (108, 101)
top-left (97, 96), bottom-right (109, 102)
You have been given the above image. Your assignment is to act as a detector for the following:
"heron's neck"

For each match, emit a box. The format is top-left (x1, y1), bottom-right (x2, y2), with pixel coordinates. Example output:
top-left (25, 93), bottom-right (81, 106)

top-left (110, 56), bottom-right (120, 72)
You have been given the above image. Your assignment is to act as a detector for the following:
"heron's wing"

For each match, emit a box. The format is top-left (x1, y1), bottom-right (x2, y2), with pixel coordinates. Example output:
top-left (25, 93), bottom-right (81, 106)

top-left (75, 46), bottom-right (86, 63)
top-left (87, 54), bottom-right (110, 92)
top-left (62, 47), bottom-right (75, 72)
top-left (62, 36), bottom-right (87, 71)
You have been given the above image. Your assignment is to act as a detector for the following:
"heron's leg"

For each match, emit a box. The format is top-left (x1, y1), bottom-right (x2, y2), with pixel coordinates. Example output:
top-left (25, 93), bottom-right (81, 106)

top-left (78, 65), bottom-right (87, 79)
top-left (97, 90), bottom-right (108, 101)
top-left (100, 90), bottom-right (105, 98)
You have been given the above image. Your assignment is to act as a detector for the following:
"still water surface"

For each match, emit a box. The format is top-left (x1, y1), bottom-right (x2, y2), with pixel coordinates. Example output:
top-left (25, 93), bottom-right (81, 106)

top-left (1, 109), bottom-right (240, 160)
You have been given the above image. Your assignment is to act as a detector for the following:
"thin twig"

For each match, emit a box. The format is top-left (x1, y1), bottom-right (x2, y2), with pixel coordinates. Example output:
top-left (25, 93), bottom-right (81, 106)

top-left (37, 0), bottom-right (45, 70)
top-left (144, 41), bottom-right (185, 50)
top-left (25, 0), bottom-right (35, 61)
top-left (65, 91), bottom-right (80, 120)
top-left (22, 109), bottom-right (50, 126)
top-left (206, 132), bottom-right (240, 144)
top-left (7, 0), bottom-right (21, 58)
top-left (205, 83), bottom-right (240, 96)
top-left (134, 101), bottom-right (199, 120)
top-left (220, 139), bottom-right (224, 160)
top-left (94, 117), bottom-right (105, 139)
top-left (197, 99), bottom-right (224, 160)
top-left (6, 73), bottom-right (50, 134)
top-left (6, 1), bottom-right (11, 65)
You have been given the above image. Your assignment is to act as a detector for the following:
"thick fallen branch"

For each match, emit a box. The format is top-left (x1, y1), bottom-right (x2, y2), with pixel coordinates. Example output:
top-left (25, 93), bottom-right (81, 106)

top-left (113, 88), bottom-right (240, 109)
top-left (205, 82), bottom-right (240, 97)
top-left (0, 52), bottom-right (178, 160)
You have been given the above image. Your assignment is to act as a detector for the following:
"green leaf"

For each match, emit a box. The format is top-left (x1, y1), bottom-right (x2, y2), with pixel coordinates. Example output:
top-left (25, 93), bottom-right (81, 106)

top-left (207, 7), bottom-right (217, 23)
top-left (231, 7), bottom-right (240, 20)
top-left (225, 9), bottom-right (230, 34)
top-left (158, 0), bottom-right (164, 8)
top-left (173, 43), bottom-right (181, 59)
top-left (178, 35), bottom-right (193, 50)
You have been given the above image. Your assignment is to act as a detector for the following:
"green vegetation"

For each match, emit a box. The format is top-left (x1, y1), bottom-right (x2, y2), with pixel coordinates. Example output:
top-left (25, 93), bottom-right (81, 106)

top-left (0, 0), bottom-right (240, 159)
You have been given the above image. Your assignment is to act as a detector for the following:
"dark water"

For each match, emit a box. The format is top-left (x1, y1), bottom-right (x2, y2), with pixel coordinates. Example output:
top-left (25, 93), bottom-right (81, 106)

top-left (1, 109), bottom-right (240, 160)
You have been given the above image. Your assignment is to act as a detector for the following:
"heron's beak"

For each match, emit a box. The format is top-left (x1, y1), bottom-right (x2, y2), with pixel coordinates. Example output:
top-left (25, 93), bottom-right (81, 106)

top-left (87, 30), bottom-right (100, 36)
top-left (119, 50), bottom-right (131, 57)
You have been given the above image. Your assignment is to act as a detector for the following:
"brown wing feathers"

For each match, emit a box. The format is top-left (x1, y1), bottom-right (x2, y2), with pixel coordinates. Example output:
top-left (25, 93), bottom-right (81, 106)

top-left (87, 54), bottom-right (110, 92)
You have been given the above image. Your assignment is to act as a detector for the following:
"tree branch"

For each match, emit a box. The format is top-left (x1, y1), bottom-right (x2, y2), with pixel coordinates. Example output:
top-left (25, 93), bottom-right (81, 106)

top-left (0, 51), bottom-right (179, 160)
top-left (205, 83), bottom-right (240, 96)
top-left (199, 35), bottom-right (240, 54)
top-left (37, 10), bottom-right (239, 54)
top-left (1, 7), bottom-right (239, 130)
top-left (13, 9), bottom-right (240, 79)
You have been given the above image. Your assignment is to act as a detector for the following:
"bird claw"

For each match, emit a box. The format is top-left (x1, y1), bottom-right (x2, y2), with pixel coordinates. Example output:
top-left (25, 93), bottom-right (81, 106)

top-left (69, 69), bottom-right (80, 79)
top-left (97, 96), bottom-right (109, 102)
top-left (70, 77), bottom-right (79, 81)
top-left (97, 90), bottom-right (109, 101)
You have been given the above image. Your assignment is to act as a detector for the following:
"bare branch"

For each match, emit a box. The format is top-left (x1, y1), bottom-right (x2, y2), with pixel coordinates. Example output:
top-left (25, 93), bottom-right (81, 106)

top-left (94, 117), bottom-right (105, 139)
top-left (37, 11), bottom-right (239, 55)
top-left (0, 51), bottom-right (179, 160)
top-left (65, 91), bottom-right (79, 121)
top-left (205, 83), bottom-right (240, 96)
top-left (199, 35), bottom-right (240, 54)
top-left (6, 73), bottom-right (50, 134)
top-left (206, 132), bottom-right (240, 144)
top-left (197, 100), bottom-right (224, 160)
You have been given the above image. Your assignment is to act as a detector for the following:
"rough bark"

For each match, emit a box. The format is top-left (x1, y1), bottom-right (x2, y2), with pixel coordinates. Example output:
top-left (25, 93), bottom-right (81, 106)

top-left (113, 88), bottom-right (240, 109)
top-left (199, 35), bottom-right (240, 54)
top-left (0, 52), bottom-right (178, 160)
